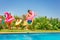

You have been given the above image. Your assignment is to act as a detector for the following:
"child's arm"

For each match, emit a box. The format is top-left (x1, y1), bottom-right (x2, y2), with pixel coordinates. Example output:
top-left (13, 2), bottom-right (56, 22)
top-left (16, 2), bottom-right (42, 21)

top-left (26, 13), bottom-right (29, 19)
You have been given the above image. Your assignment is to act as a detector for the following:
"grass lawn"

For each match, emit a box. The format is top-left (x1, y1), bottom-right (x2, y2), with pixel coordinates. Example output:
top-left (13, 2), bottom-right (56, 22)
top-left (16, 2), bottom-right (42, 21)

top-left (0, 29), bottom-right (60, 34)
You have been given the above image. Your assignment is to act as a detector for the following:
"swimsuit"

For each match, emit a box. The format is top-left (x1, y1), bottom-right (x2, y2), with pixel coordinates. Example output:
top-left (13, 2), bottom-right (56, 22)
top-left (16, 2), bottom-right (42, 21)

top-left (2, 20), bottom-right (5, 24)
top-left (27, 20), bottom-right (32, 24)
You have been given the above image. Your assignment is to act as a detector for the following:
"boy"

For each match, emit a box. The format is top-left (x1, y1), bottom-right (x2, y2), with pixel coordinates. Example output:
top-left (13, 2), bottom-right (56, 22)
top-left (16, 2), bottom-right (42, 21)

top-left (25, 10), bottom-right (36, 30)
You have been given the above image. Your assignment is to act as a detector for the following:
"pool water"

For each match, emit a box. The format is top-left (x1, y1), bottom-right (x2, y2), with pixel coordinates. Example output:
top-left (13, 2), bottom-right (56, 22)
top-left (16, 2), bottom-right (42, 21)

top-left (0, 33), bottom-right (60, 40)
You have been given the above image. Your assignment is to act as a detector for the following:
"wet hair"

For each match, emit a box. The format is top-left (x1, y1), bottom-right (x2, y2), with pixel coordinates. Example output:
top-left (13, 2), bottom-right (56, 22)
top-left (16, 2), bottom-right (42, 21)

top-left (28, 10), bottom-right (31, 12)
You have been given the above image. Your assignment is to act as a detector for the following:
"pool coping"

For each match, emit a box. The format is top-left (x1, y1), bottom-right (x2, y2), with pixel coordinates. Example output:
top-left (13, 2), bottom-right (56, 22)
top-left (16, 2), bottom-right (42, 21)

top-left (0, 30), bottom-right (60, 34)
top-left (0, 31), bottom-right (60, 34)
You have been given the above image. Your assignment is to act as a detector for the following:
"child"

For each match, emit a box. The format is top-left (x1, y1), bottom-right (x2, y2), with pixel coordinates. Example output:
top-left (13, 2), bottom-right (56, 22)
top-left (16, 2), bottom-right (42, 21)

top-left (4, 12), bottom-right (15, 29)
top-left (25, 10), bottom-right (36, 30)
top-left (0, 15), bottom-right (5, 29)
top-left (15, 18), bottom-right (22, 29)
top-left (22, 15), bottom-right (27, 26)
top-left (22, 15), bottom-right (27, 30)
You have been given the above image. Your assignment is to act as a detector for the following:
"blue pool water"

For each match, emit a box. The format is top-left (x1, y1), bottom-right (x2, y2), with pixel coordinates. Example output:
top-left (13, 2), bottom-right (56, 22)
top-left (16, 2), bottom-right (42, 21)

top-left (0, 33), bottom-right (60, 40)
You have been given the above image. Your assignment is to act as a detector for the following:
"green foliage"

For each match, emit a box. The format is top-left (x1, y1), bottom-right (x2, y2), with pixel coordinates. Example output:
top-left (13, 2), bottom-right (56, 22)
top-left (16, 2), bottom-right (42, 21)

top-left (0, 16), bottom-right (60, 30)
top-left (31, 16), bottom-right (60, 30)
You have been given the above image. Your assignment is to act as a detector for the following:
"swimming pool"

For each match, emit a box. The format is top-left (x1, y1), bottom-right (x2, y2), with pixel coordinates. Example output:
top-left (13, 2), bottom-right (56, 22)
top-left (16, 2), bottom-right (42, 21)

top-left (0, 33), bottom-right (60, 40)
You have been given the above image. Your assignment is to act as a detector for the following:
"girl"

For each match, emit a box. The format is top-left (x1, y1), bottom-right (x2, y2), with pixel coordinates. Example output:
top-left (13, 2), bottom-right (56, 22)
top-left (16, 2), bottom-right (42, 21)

top-left (4, 12), bottom-right (15, 29)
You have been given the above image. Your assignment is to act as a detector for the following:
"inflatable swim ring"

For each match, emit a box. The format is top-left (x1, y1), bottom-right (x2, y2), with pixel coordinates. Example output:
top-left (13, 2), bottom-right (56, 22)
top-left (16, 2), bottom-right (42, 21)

top-left (15, 19), bottom-right (22, 25)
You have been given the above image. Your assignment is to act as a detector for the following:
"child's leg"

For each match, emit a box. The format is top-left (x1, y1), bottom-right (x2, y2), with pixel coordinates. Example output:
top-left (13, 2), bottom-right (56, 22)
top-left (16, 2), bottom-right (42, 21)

top-left (16, 25), bottom-right (19, 29)
top-left (23, 20), bottom-right (29, 30)
top-left (8, 23), bottom-right (11, 30)
top-left (2, 25), bottom-right (5, 29)
top-left (2, 23), bottom-right (5, 29)
top-left (26, 20), bottom-right (33, 30)
top-left (25, 25), bottom-right (29, 30)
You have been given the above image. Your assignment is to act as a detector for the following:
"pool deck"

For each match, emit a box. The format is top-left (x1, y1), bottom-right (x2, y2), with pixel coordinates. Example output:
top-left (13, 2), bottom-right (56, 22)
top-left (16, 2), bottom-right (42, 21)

top-left (0, 29), bottom-right (60, 34)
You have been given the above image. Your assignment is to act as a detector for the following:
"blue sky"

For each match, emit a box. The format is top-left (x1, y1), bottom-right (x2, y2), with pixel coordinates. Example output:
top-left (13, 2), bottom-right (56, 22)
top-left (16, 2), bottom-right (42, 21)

top-left (0, 0), bottom-right (60, 18)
